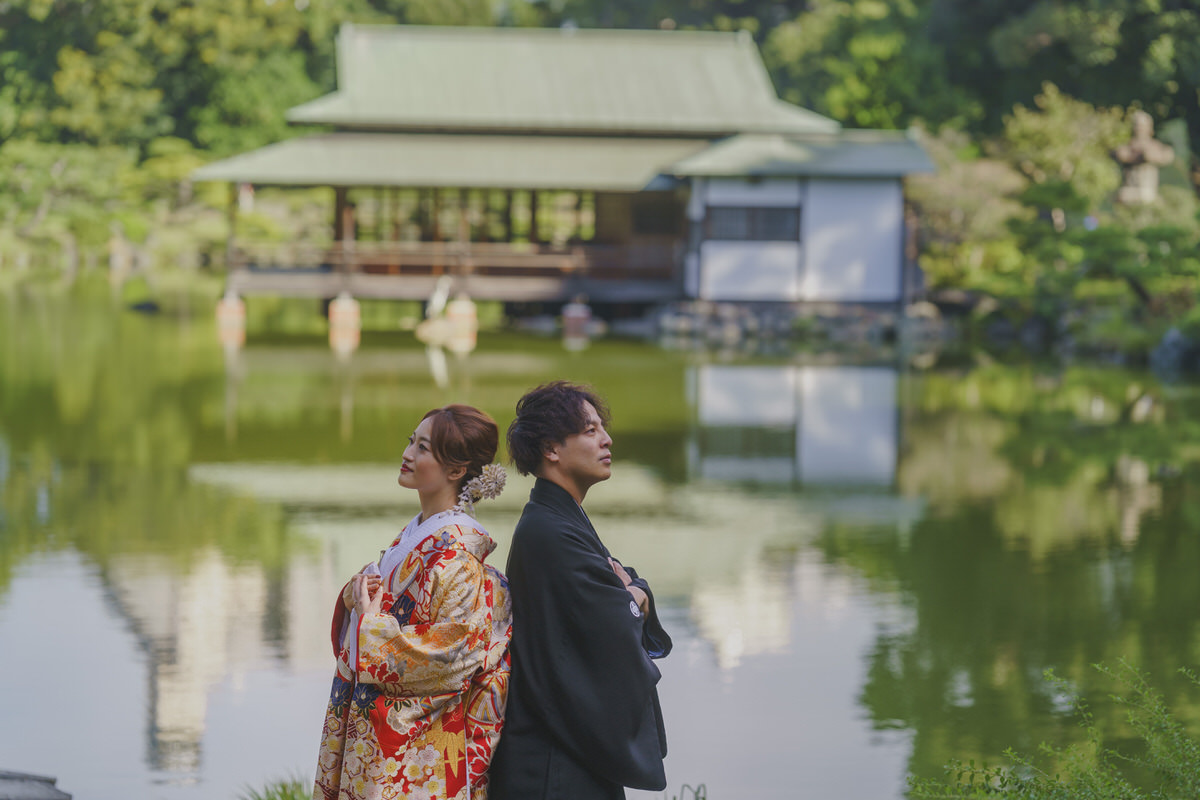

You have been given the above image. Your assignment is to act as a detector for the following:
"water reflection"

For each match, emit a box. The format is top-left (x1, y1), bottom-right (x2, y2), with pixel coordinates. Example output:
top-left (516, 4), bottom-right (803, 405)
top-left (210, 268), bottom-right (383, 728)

top-left (4, 293), bottom-right (1200, 800)
top-left (690, 364), bottom-right (898, 486)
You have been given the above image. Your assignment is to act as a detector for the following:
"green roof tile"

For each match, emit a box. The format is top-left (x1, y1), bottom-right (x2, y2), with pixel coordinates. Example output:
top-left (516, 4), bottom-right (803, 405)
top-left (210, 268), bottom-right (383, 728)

top-left (191, 132), bottom-right (711, 189)
top-left (667, 131), bottom-right (935, 178)
top-left (286, 24), bottom-right (839, 136)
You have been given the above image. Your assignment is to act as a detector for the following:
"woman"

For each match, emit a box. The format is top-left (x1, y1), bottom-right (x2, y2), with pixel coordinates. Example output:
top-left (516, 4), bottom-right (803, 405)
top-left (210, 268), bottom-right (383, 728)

top-left (314, 405), bottom-right (511, 800)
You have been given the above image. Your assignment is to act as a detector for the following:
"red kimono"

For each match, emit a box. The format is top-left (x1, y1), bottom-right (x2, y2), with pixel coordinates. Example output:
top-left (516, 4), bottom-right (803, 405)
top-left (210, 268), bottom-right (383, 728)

top-left (314, 513), bottom-right (511, 800)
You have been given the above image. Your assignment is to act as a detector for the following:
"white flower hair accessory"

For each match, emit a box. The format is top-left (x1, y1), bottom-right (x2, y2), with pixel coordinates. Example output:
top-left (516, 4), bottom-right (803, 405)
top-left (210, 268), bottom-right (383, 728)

top-left (454, 463), bottom-right (506, 516)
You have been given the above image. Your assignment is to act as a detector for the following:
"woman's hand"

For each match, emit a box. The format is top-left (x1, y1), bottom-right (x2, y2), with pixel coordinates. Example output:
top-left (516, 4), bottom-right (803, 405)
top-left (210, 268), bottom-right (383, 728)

top-left (353, 573), bottom-right (385, 618)
top-left (609, 558), bottom-right (648, 616)
top-left (343, 565), bottom-right (382, 611)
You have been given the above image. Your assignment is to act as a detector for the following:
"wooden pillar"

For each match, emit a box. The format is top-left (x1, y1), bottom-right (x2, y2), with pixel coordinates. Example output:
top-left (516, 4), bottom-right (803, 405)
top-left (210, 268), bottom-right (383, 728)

top-left (375, 187), bottom-right (385, 242)
top-left (334, 188), bottom-right (356, 275)
top-left (432, 189), bottom-right (442, 242)
top-left (479, 190), bottom-right (491, 243)
top-left (390, 188), bottom-right (400, 241)
top-left (226, 182), bottom-right (239, 269)
top-left (458, 189), bottom-right (470, 243)
top-left (503, 191), bottom-right (514, 243)
top-left (342, 202), bottom-right (356, 243)
top-left (529, 191), bottom-right (540, 244)
top-left (417, 189), bottom-right (430, 241)
top-left (574, 192), bottom-right (584, 241)
top-left (334, 187), bottom-right (349, 241)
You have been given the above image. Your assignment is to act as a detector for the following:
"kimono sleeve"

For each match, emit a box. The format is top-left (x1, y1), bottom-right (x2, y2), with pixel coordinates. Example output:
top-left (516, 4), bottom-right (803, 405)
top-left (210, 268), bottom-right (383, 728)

top-left (514, 518), bottom-right (668, 790)
top-left (330, 581), bottom-right (351, 657)
top-left (623, 564), bottom-right (672, 660)
top-left (356, 549), bottom-right (491, 697)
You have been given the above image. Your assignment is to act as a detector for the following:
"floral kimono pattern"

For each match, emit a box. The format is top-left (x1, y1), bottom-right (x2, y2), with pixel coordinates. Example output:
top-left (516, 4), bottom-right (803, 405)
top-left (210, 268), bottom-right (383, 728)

top-left (315, 521), bottom-right (512, 800)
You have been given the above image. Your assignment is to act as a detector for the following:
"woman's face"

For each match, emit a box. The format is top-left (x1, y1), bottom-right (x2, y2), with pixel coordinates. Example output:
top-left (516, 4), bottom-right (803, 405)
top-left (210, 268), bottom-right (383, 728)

top-left (398, 416), bottom-right (460, 496)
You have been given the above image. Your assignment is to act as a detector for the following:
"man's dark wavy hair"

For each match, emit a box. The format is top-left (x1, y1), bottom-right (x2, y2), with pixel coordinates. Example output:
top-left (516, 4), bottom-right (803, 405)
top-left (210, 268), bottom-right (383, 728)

top-left (507, 381), bottom-right (611, 476)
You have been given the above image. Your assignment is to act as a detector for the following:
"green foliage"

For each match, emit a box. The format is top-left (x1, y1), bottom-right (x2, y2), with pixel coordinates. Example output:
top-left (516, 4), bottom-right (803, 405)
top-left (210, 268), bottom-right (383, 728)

top-left (910, 81), bottom-right (1200, 344)
top-left (190, 50), bottom-right (321, 156)
top-left (392, 0), bottom-right (497, 26)
top-left (907, 127), bottom-right (1028, 289)
top-left (0, 138), bottom-right (136, 247)
top-left (1175, 305), bottom-right (1200, 341)
top-left (922, 0), bottom-right (1200, 159)
top-left (910, 662), bottom-right (1200, 800)
top-left (124, 137), bottom-right (208, 207)
top-left (540, 0), bottom-right (786, 33)
top-left (984, 2), bottom-right (1200, 149)
top-left (765, 0), bottom-right (981, 129)
top-left (240, 775), bottom-right (310, 800)
top-left (996, 83), bottom-right (1128, 212)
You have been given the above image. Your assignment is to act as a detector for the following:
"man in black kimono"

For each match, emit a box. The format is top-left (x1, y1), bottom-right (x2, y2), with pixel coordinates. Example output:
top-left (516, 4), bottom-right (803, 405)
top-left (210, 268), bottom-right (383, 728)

top-left (489, 381), bottom-right (672, 800)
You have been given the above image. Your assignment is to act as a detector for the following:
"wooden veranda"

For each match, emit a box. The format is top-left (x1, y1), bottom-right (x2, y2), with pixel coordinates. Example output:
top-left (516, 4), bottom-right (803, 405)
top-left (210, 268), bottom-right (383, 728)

top-left (226, 239), bottom-right (681, 302)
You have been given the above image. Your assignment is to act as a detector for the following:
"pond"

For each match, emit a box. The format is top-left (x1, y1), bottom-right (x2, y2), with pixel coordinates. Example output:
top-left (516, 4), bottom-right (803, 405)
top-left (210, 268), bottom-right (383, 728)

top-left (2, 288), bottom-right (1200, 800)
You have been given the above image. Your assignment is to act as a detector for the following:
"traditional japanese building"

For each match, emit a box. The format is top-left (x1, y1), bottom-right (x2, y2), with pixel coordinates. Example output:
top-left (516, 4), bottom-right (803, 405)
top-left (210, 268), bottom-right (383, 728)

top-left (193, 24), bottom-right (932, 306)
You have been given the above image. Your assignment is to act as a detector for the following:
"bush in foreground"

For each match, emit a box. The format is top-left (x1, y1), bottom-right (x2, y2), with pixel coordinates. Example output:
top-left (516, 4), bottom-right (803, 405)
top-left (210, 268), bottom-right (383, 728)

top-left (910, 661), bottom-right (1200, 799)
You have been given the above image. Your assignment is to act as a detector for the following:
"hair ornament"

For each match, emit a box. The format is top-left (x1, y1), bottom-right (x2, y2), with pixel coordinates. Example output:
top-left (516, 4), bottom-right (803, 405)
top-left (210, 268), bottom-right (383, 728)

top-left (454, 463), bottom-right (506, 516)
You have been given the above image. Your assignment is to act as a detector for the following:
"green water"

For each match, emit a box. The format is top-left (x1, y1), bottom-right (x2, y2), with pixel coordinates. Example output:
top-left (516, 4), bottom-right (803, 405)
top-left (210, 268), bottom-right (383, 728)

top-left (2, 285), bottom-right (1200, 799)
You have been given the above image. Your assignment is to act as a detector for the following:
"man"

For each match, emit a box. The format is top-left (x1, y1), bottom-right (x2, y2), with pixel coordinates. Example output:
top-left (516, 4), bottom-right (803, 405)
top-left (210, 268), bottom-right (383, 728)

top-left (489, 381), bottom-right (672, 800)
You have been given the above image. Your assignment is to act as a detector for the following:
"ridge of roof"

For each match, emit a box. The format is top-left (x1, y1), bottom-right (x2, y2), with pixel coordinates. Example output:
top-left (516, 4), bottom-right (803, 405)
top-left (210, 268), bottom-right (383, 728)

top-left (336, 22), bottom-right (758, 42)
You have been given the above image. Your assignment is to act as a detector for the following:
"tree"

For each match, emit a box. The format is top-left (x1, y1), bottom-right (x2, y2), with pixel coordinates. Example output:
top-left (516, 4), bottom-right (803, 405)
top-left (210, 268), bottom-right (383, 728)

top-left (764, 0), bottom-right (981, 130)
top-left (930, 0), bottom-right (1200, 172)
top-left (0, 0), bottom-right (336, 148)
top-left (996, 83), bottom-right (1128, 212)
top-left (0, 139), bottom-right (136, 248)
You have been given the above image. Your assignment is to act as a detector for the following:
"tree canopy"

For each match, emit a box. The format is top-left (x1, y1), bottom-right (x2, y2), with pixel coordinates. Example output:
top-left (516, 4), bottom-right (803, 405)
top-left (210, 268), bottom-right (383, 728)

top-left (4, 0), bottom-right (1200, 157)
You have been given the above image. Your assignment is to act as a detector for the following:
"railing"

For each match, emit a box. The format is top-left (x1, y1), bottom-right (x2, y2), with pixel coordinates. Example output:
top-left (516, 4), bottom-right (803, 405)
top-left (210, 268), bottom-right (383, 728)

top-left (229, 241), bottom-right (677, 281)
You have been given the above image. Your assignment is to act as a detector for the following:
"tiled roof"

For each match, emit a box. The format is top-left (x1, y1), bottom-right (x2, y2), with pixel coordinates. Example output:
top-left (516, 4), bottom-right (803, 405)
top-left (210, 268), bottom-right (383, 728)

top-left (286, 24), bottom-right (839, 137)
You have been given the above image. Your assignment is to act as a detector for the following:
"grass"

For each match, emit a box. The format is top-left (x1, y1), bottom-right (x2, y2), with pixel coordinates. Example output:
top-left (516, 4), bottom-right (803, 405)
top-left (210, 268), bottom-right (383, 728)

top-left (239, 774), bottom-right (309, 800)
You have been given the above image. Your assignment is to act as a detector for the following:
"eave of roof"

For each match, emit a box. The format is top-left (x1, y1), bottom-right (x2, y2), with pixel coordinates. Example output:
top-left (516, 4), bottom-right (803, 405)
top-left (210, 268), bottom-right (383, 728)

top-left (191, 132), bottom-right (712, 190)
top-left (667, 131), bottom-right (936, 178)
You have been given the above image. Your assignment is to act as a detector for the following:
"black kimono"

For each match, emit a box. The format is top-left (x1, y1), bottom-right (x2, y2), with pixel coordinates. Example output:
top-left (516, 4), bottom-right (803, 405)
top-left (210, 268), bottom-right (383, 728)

top-left (489, 478), bottom-right (672, 800)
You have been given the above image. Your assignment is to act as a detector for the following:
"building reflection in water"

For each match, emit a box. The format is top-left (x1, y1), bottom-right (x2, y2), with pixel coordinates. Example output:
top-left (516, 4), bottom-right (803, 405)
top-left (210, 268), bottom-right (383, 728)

top-left (98, 544), bottom-right (341, 776)
top-left (689, 364), bottom-right (898, 487)
top-left (677, 363), bottom-right (910, 668)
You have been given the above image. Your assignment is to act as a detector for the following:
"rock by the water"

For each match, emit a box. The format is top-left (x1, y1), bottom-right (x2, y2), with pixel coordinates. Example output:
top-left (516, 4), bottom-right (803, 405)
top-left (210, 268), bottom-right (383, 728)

top-left (0, 770), bottom-right (72, 800)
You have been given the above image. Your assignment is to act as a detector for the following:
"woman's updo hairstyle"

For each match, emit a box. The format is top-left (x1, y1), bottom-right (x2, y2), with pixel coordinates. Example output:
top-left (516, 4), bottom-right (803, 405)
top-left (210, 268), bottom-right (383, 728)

top-left (421, 404), bottom-right (499, 488)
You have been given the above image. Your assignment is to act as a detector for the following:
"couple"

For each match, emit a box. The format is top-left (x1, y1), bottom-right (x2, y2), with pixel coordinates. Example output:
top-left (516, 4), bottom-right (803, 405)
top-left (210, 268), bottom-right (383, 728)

top-left (313, 381), bottom-right (672, 800)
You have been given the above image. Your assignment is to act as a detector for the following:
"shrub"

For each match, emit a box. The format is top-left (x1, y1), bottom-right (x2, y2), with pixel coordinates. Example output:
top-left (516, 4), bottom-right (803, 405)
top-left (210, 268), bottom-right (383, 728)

top-left (910, 661), bottom-right (1200, 799)
top-left (239, 775), bottom-right (309, 800)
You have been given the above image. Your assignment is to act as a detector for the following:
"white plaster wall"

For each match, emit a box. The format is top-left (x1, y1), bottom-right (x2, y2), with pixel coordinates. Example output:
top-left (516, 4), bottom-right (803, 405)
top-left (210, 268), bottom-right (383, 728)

top-left (699, 241), bottom-right (800, 301)
top-left (801, 179), bottom-right (903, 302)
top-left (705, 177), bottom-right (802, 207)
top-left (797, 366), bottom-right (897, 486)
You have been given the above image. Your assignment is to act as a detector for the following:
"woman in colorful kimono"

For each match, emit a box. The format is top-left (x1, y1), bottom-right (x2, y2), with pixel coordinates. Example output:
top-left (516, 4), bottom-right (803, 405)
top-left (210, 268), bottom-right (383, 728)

top-left (314, 404), bottom-right (512, 800)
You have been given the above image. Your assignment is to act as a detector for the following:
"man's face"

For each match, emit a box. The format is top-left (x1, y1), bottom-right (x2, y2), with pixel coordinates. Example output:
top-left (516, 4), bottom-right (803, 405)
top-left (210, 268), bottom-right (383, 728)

top-left (549, 401), bottom-right (613, 492)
